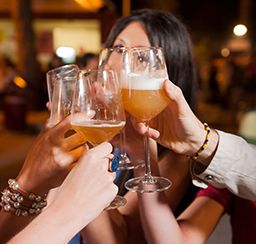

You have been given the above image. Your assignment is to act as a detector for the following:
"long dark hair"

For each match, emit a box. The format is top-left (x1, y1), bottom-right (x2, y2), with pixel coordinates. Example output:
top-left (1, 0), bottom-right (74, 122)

top-left (105, 9), bottom-right (197, 108)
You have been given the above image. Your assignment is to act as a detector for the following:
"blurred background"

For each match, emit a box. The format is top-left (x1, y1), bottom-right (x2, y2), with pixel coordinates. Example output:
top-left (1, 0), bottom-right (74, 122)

top-left (0, 1), bottom-right (255, 241)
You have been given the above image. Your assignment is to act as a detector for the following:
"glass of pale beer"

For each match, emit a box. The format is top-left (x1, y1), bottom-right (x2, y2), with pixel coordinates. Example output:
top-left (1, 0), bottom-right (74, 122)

top-left (70, 68), bottom-right (127, 209)
top-left (121, 47), bottom-right (172, 193)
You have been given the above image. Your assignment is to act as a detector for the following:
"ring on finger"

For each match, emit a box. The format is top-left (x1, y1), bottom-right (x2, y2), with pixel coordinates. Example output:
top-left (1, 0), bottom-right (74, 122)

top-left (108, 154), bottom-right (119, 172)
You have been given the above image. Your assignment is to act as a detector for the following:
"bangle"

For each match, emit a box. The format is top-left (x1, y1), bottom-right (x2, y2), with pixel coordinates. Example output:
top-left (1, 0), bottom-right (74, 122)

top-left (0, 179), bottom-right (47, 217)
top-left (190, 123), bottom-right (210, 160)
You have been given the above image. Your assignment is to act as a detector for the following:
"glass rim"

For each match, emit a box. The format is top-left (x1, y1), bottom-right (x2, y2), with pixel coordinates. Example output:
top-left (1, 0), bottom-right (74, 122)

top-left (46, 64), bottom-right (79, 76)
top-left (102, 46), bottom-right (163, 52)
top-left (79, 68), bottom-right (117, 76)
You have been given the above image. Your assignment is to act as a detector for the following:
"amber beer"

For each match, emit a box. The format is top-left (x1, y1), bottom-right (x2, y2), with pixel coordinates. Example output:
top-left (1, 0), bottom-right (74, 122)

top-left (71, 119), bottom-right (125, 146)
top-left (121, 75), bottom-right (169, 122)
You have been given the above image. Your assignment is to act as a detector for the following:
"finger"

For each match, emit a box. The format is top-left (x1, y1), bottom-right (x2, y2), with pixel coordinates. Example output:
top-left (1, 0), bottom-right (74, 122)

top-left (89, 142), bottom-right (113, 157)
top-left (107, 154), bottom-right (119, 172)
top-left (44, 118), bottom-right (52, 129)
top-left (164, 80), bottom-right (190, 110)
top-left (62, 132), bottom-right (86, 151)
top-left (51, 116), bottom-right (72, 140)
top-left (68, 145), bottom-right (88, 161)
top-left (131, 119), bottom-right (160, 140)
top-left (164, 80), bottom-right (199, 121)
top-left (163, 79), bottom-right (180, 102)
top-left (108, 172), bottom-right (117, 182)
top-left (52, 147), bottom-right (75, 169)
top-left (46, 101), bottom-right (51, 111)
top-left (148, 127), bottom-right (160, 140)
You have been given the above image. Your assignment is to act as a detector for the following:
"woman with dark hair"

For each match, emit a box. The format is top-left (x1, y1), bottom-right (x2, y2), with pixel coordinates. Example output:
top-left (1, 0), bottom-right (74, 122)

top-left (80, 9), bottom-right (198, 244)
top-left (105, 9), bottom-right (196, 108)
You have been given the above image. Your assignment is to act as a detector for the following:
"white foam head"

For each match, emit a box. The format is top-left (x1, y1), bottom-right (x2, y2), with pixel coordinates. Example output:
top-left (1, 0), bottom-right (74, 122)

top-left (120, 71), bottom-right (168, 90)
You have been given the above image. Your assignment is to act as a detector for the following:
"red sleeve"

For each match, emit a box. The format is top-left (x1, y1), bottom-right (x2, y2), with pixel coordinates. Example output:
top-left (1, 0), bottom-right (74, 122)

top-left (196, 185), bottom-right (234, 213)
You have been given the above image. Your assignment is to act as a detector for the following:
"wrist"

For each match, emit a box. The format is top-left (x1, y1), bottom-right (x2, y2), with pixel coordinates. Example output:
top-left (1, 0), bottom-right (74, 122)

top-left (16, 204), bottom-right (79, 244)
top-left (1, 179), bottom-right (47, 217)
top-left (16, 173), bottom-right (49, 197)
top-left (50, 196), bottom-right (96, 232)
top-left (194, 129), bottom-right (219, 166)
top-left (186, 121), bottom-right (207, 155)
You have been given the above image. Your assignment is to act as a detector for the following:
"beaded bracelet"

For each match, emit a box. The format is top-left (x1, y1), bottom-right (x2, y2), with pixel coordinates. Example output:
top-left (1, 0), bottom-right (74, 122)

top-left (190, 123), bottom-right (210, 160)
top-left (0, 179), bottom-right (47, 217)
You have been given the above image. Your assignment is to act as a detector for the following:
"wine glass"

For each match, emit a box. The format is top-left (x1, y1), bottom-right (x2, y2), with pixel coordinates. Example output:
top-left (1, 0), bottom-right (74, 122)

top-left (99, 47), bottom-right (144, 170)
top-left (70, 68), bottom-right (127, 209)
top-left (121, 47), bottom-right (172, 193)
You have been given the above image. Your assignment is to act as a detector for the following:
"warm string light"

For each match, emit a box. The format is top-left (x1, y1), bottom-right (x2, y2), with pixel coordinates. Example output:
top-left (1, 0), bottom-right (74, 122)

top-left (74, 0), bottom-right (105, 12)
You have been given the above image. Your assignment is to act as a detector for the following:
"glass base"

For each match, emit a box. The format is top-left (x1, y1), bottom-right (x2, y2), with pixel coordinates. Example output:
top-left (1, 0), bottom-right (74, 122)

top-left (104, 195), bottom-right (127, 210)
top-left (125, 176), bottom-right (172, 193)
top-left (117, 154), bottom-right (145, 170)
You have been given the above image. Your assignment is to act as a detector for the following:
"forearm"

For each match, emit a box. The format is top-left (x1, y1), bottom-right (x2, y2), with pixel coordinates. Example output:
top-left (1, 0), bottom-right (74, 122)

top-left (9, 203), bottom-right (83, 244)
top-left (138, 192), bottom-right (184, 244)
top-left (0, 211), bottom-right (35, 243)
top-left (81, 210), bottom-right (128, 244)
top-left (137, 152), bottom-right (186, 244)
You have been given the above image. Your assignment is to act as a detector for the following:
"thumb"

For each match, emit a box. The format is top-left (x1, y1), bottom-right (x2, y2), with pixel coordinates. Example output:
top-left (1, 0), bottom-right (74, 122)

top-left (51, 116), bottom-right (72, 138)
top-left (163, 80), bottom-right (191, 111)
top-left (131, 119), bottom-right (160, 140)
top-left (163, 79), bottom-right (183, 103)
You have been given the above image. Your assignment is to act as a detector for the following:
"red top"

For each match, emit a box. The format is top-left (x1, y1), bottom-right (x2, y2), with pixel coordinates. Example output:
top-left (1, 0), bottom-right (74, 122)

top-left (197, 185), bottom-right (256, 244)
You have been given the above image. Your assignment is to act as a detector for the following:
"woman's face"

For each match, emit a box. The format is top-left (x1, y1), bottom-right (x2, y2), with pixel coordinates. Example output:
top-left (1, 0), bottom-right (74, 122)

top-left (113, 21), bottom-right (150, 48)
top-left (106, 21), bottom-right (151, 71)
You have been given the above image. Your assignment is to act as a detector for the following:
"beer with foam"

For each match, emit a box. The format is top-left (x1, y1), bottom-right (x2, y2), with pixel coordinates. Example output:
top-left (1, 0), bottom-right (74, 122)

top-left (121, 73), bottom-right (168, 121)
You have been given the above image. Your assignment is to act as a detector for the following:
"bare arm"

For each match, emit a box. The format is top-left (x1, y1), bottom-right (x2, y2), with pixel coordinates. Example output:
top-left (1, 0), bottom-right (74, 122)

top-left (138, 195), bottom-right (224, 244)
top-left (9, 143), bottom-right (118, 244)
top-left (81, 137), bottom-right (193, 244)
top-left (135, 136), bottom-right (224, 244)
top-left (138, 183), bottom-right (224, 244)
top-left (0, 118), bottom-right (85, 242)
top-left (177, 196), bottom-right (224, 243)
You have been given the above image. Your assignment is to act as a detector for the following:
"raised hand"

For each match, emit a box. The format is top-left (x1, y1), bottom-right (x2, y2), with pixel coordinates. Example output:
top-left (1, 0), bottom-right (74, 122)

top-left (132, 80), bottom-right (207, 156)
top-left (16, 117), bottom-right (86, 196)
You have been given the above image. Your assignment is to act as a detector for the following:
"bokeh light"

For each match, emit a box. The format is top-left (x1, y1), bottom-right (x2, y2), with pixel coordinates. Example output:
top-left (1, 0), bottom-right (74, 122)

top-left (220, 48), bottom-right (230, 57)
top-left (233, 24), bottom-right (247, 36)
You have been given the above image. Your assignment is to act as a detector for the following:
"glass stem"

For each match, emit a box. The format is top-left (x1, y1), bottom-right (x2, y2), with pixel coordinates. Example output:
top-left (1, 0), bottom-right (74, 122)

top-left (120, 129), bottom-right (126, 157)
top-left (144, 123), bottom-right (152, 181)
